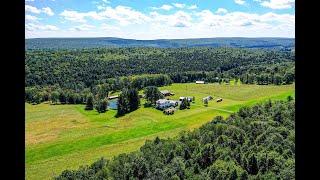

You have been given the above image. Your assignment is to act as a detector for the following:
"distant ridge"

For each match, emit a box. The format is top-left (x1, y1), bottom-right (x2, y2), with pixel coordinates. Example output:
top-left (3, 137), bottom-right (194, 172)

top-left (25, 37), bottom-right (294, 50)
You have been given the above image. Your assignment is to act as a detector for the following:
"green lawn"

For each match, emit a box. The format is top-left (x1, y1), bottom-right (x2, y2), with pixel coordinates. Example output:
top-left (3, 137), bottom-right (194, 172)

top-left (25, 83), bottom-right (295, 180)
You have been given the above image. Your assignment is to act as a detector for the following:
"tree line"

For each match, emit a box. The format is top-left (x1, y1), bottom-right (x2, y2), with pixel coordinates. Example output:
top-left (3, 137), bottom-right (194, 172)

top-left (55, 98), bottom-right (295, 180)
top-left (25, 74), bottom-right (172, 105)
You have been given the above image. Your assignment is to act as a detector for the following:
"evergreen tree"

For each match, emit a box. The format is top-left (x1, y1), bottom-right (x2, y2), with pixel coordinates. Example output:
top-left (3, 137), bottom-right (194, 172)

top-left (85, 93), bottom-right (94, 110)
top-left (144, 86), bottom-right (164, 105)
top-left (128, 88), bottom-right (140, 111)
top-left (95, 98), bottom-right (108, 113)
top-left (51, 91), bottom-right (59, 104)
top-left (248, 154), bottom-right (259, 175)
top-left (203, 98), bottom-right (208, 107)
top-left (59, 91), bottom-right (67, 104)
top-left (180, 98), bottom-right (188, 110)
top-left (117, 88), bottom-right (129, 116)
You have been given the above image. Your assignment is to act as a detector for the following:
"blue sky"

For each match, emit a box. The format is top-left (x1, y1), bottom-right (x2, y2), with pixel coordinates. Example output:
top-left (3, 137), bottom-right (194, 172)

top-left (25, 0), bottom-right (295, 39)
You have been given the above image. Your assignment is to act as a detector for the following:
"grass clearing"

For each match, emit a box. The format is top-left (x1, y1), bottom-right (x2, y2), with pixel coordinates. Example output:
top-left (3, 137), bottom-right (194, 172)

top-left (26, 83), bottom-right (294, 180)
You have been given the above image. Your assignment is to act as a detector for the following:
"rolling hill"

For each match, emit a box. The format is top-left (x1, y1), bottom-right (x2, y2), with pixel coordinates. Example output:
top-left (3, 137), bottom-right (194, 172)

top-left (25, 37), bottom-right (294, 50)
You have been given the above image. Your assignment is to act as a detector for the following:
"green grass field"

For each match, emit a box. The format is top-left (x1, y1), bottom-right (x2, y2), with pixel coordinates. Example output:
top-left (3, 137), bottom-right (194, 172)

top-left (25, 83), bottom-right (295, 180)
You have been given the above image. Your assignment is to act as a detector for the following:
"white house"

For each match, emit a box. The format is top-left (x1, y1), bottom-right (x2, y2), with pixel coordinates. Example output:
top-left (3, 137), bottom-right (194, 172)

top-left (156, 99), bottom-right (179, 110)
top-left (196, 81), bottom-right (205, 84)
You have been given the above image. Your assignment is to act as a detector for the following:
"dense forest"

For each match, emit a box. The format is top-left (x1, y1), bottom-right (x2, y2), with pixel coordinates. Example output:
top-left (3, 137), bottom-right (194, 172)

top-left (25, 47), bottom-right (294, 88)
top-left (55, 99), bottom-right (295, 180)
top-left (25, 47), bottom-right (294, 104)
top-left (25, 37), bottom-right (294, 50)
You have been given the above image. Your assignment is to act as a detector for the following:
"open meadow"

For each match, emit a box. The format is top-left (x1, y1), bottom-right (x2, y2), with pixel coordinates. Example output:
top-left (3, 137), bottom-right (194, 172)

top-left (25, 83), bottom-right (295, 180)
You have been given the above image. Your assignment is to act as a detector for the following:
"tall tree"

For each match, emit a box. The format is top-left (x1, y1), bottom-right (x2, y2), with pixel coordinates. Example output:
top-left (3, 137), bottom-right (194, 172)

top-left (51, 91), bottom-right (59, 104)
top-left (128, 88), bottom-right (140, 112)
top-left (117, 88), bottom-right (129, 116)
top-left (85, 93), bottom-right (94, 110)
top-left (95, 98), bottom-right (108, 113)
top-left (144, 86), bottom-right (164, 105)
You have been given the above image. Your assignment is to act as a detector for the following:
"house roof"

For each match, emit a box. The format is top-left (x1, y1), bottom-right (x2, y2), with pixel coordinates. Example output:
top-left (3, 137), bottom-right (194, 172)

top-left (160, 90), bottom-right (170, 94)
top-left (156, 99), bottom-right (169, 103)
top-left (108, 95), bottom-right (119, 99)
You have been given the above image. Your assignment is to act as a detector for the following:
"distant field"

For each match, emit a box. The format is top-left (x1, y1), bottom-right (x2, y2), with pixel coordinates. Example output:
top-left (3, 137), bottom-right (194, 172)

top-left (25, 83), bottom-right (295, 180)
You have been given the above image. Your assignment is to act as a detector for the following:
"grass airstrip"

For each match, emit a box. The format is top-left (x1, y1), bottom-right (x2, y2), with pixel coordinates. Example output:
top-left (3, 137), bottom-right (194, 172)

top-left (26, 82), bottom-right (295, 179)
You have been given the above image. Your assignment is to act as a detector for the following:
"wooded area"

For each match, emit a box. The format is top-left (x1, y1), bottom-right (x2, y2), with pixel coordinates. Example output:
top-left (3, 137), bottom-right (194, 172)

top-left (55, 99), bottom-right (295, 180)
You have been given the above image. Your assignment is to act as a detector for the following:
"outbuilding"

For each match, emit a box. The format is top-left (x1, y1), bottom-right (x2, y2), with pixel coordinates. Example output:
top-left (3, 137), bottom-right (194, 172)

top-left (196, 81), bottom-right (205, 84)
top-left (160, 90), bottom-right (174, 96)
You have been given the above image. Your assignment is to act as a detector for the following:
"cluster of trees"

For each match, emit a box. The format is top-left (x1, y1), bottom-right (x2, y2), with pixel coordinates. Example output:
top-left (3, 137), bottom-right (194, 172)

top-left (25, 86), bottom-right (89, 105)
top-left (143, 86), bottom-right (164, 106)
top-left (25, 74), bottom-right (171, 105)
top-left (26, 47), bottom-right (294, 89)
top-left (56, 98), bottom-right (295, 179)
top-left (117, 88), bottom-right (140, 116)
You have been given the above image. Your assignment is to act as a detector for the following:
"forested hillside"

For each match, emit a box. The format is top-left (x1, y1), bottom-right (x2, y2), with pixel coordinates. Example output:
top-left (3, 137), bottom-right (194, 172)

top-left (26, 47), bottom-right (294, 89)
top-left (56, 99), bottom-right (295, 180)
top-left (25, 37), bottom-right (294, 50)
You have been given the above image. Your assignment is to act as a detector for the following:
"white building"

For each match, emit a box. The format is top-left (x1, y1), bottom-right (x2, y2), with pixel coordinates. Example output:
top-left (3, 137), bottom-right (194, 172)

top-left (156, 99), bottom-right (179, 110)
top-left (196, 81), bottom-right (205, 84)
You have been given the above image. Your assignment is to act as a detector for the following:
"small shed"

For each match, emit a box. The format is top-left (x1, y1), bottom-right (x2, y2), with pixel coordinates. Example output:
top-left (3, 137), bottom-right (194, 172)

top-left (203, 96), bottom-right (213, 102)
top-left (108, 95), bottom-right (119, 100)
top-left (196, 81), bottom-right (205, 84)
top-left (160, 90), bottom-right (173, 96)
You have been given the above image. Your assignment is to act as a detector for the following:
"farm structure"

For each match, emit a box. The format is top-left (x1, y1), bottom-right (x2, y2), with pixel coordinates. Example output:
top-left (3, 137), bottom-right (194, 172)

top-left (108, 95), bottom-right (119, 100)
top-left (160, 90), bottom-right (174, 96)
top-left (195, 80), bottom-right (205, 84)
top-left (163, 107), bottom-right (175, 115)
top-left (156, 99), bottom-right (179, 110)
top-left (179, 97), bottom-right (193, 102)
top-left (202, 96), bottom-right (213, 102)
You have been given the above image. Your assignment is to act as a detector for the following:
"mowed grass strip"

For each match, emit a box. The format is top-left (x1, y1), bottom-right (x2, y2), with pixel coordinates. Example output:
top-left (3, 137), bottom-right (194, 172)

top-left (26, 83), bottom-right (295, 180)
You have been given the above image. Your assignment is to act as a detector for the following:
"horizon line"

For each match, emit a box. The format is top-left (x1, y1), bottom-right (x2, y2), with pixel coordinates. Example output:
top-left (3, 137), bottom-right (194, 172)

top-left (25, 36), bottom-right (295, 40)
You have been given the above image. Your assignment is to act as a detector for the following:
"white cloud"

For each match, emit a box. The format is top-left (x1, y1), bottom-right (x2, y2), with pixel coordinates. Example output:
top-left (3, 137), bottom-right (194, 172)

top-left (28, 6), bottom-right (294, 39)
top-left (234, 0), bottom-right (245, 5)
top-left (42, 7), bottom-right (54, 16)
top-left (60, 10), bottom-right (87, 23)
top-left (150, 10), bottom-right (193, 28)
top-left (70, 24), bottom-right (95, 31)
top-left (172, 3), bottom-right (186, 9)
top-left (152, 4), bottom-right (173, 11)
top-left (25, 5), bottom-right (41, 14)
top-left (100, 23), bottom-right (120, 31)
top-left (188, 5), bottom-right (198, 10)
top-left (25, 15), bottom-right (39, 21)
top-left (60, 6), bottom-right (151, 25)
top-left (260, 0), bottom-right (295, 9)
top-left (160, 5), bottom-right (173, 11)
top-left (215, 8), bottom-right (228, 14)
top-left (25, 0), bottom-right (35, 2)
top-left (25, 5), bottom-right (55, 16)
top-left (100, 6), bottom-right (151, 26)
top-left (26, 23), bottom-right (59, 31)
top-left (60, 10), bottom-right (103, 23)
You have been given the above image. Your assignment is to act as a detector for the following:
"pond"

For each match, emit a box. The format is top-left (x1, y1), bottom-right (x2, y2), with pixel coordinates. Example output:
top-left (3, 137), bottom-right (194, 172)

top-left (108, 99), bottom-right (118, 110)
